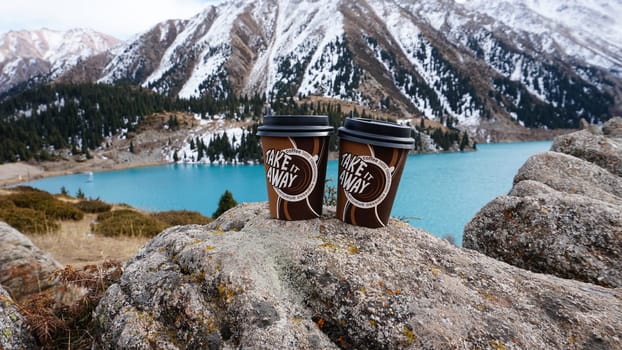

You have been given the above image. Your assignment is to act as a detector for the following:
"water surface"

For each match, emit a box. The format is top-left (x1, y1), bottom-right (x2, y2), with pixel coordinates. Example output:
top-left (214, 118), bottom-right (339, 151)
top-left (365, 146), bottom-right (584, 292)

top-left (26, 141), bottom-right (551, 244)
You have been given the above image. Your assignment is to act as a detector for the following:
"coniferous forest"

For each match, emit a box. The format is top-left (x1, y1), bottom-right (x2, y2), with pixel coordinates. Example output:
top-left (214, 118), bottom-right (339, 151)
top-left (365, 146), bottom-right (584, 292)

top-left (0, 83), bottom-right (468, 164)
top-left (0, 83), bottom-right (267, 163)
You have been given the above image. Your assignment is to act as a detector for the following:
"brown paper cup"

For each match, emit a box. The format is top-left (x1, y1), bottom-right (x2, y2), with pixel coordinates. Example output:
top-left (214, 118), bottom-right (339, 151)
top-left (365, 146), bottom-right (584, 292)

top-left (336, 118), bottom-right (414, 228)
top-left (258, 115), bottom-right (332, 220)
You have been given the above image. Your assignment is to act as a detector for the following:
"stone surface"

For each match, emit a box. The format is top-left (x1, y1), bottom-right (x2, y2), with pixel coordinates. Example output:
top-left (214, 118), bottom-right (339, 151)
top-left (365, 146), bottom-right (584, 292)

top-left (512, 151), bottom-right (622, 205)
top-left (602, 116), bottom-right (622, 138)
top-left (0, 222), bottom-right (62, 300)
top-left (0, 286), bottom-right (36, 350)
top-left (94, 203), bottom-right (622, 349)
top-left (551, 118), bottom-right (622, 177)
top-left (464, 125), bottom-right (622, 288)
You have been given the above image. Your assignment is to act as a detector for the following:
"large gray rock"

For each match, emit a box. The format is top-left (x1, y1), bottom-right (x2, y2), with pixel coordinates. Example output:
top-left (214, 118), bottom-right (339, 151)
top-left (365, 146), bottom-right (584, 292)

top-left (0, 286), bottom-right (35, 350)
top-left (513, 151), bottom-right (622, 205)
top-left (463, 178), bottom-right (622, 288)
top-left (0, 222), bottom-right (62, 301)
top-left (464, 126), bottom-right (622, 288)
top-left (94, 203), bottom-right (622, 349)
top-left (551, 117), bottom-right (622, 176)
top-left (602, 116), bottom-right (622, 138)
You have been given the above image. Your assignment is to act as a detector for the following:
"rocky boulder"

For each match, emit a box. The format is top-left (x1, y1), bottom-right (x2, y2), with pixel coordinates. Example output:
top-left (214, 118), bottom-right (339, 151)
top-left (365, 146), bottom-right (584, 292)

top-left (602, 116), bottom-right (622, 138)
top-left (0, 286), bottom-right (35, 350)
top-left (551, 117), bottom-right (622, 176)
top-left (0, 221), bottom-right (62, 300)
top-left (464, 120), bottom-right (622, 288)
top-left (94, 203), bottom-right (622, 349)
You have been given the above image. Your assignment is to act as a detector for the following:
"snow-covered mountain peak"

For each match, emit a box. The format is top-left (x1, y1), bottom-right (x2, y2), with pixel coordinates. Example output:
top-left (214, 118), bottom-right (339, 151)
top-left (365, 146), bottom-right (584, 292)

top-left (456, 0), bottom-right (622, 69)
top-left (3, 0), bottom-right (621, 137)
top-left (0, 28), bottom-right (119, 66)
top-left (0, 28), bottom-right (120, 93)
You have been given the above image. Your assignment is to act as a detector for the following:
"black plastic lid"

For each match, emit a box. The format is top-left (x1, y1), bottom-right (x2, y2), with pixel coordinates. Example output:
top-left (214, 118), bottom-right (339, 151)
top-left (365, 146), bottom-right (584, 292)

top-left (258, 115), bottom-right (333, 136)
top-left (262, 115), bottom-right (330, 127)
top-left (338, 118), bottom-right (414, 149)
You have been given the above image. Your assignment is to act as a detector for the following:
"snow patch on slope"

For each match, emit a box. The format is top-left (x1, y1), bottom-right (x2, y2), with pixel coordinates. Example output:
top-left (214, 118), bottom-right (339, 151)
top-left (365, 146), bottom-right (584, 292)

top-left (177, 3), bottom-right (248, 98)
top-left (459, 0), bottom-right (622, 70)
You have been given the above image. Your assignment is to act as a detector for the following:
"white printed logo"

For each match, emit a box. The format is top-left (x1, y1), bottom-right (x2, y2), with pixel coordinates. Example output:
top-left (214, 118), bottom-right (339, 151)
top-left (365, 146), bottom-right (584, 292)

top-left (339, 153), bottom-right (392, 208)
top-left (265, 148), bottom-right (318, 202)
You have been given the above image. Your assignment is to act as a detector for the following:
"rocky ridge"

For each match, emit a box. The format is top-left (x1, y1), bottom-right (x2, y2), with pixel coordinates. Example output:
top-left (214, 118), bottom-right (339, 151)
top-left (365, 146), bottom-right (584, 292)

top-left (54, 0), bottom-right (622, 136)
top-left (92, 203), bottom-right (622, 349)
top-left (464, 117), bottom-right (622, 288)
top-left (0, 28), bottom-right (120, 93)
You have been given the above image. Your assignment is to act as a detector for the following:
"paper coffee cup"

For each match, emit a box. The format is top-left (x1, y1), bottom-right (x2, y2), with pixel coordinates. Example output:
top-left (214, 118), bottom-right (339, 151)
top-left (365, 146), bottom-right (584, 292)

top-left (258, 115), bottom-right (333, 220)
top-left (336, 118), bottom-right (414, 228)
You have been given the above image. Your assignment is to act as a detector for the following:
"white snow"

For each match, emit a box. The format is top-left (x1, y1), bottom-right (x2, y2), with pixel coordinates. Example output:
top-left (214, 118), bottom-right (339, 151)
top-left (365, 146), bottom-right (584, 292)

top-left (243, 0), bottom-right (347, 99)
top-left (367, 1), bottom-right (481, 127)
top-left (159, 21), bottom-right (172, 42)
top-left (178, 44), bottom-right (230, 98)
top-left (0, 28), bottom-right (119, 81)
top-left (143, 3), bottom-right (247, 98)
top-left (459, 0), bottom-right (622, 70)
top-left (510, 57), bottom-right (522, 81)
top-left (166, 125), bottom-right (247, 164)
top-left (2, 58), bottom-right (22, 78)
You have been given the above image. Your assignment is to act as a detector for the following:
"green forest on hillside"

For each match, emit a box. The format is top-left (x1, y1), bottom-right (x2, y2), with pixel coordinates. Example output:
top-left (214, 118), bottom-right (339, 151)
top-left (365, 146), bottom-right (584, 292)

top-left (0, 83), bottom-right (468, 163)
top-left (0, 83), bottom-right (266, 162)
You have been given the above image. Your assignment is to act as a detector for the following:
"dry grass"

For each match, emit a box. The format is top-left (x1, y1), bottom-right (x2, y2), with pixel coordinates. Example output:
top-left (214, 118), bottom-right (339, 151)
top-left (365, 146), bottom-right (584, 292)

top-left (19, 260), bottom-right (124, 349)
top-left (2, 187), bottom-right (210, 267)
top-left (27, 213), bottom-right (148, 267)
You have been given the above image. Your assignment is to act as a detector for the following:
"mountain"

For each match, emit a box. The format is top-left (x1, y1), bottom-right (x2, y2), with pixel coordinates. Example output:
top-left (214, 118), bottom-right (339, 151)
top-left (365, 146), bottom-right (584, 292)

top-left (0, 28), bottom-right (120, 93)
top-left (7, 0), bottom-right (622, 139)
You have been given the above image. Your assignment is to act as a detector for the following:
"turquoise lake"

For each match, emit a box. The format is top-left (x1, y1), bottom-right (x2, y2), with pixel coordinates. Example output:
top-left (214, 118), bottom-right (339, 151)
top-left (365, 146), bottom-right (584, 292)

top-left (24, 141), bottom-right (551, 244)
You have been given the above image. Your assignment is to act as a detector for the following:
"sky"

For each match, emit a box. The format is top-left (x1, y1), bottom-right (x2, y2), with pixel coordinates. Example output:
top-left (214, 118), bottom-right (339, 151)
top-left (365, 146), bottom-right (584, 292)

top-left (0, 0), bottom-right (223, 40)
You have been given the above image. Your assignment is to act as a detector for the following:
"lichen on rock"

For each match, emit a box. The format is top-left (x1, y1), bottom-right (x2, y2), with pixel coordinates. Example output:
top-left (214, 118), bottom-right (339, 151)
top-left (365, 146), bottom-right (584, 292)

top-left (551, 117), bottom-right (622, 177)
top-left (0, 286), bottom-right (35, 350)
top-left (464, 117), bottom-right (622, 288)
top-left (93, 203), bottom-right (622, 349)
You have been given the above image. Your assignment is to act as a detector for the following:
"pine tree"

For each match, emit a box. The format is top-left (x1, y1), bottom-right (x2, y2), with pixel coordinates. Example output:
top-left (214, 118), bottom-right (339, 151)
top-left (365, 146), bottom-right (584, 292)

top-left (212, 190), bottom-right (238, 218)
top-left (460, 131), bottom-right (470, 151)
top-left (197, 143), bottom-right (204, 161)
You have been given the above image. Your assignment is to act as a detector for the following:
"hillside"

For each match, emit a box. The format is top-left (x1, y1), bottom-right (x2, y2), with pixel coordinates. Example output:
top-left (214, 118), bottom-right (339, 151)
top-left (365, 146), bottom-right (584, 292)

top-left (50, 0), bottom-right (622, 139)
top-left (1, 0), bottom-right (618, 161)
top-left (0, 82), bottom-right (479, 166)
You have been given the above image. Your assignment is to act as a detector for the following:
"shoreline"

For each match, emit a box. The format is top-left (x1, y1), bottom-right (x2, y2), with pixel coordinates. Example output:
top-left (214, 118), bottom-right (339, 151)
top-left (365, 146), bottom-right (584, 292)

top-left (0, 159), bottom-right (169, 188)
top-left (0, 134), bottom-right (563, 189)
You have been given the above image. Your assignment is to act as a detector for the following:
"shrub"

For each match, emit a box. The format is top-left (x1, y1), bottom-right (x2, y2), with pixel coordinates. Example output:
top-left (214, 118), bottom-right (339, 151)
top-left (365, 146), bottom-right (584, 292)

top-left (212, 190), bottom-right (238, 218)
top-left (93, 209), bottom-right (166, 237)
top-left (0, 197), bottom-right (16, 210)
top-left (7, 191), bottom-right (84, 221)
top-left (11, 186), bottom-right (47, 193)
top-left (151, 210), bottom-right (212, 226)
top-left (0, 206), bottom-right (59, 234)
top-left (8, 188), bottom-right (54, 206)
top-left (74, 199), bottom-right (112, 213)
